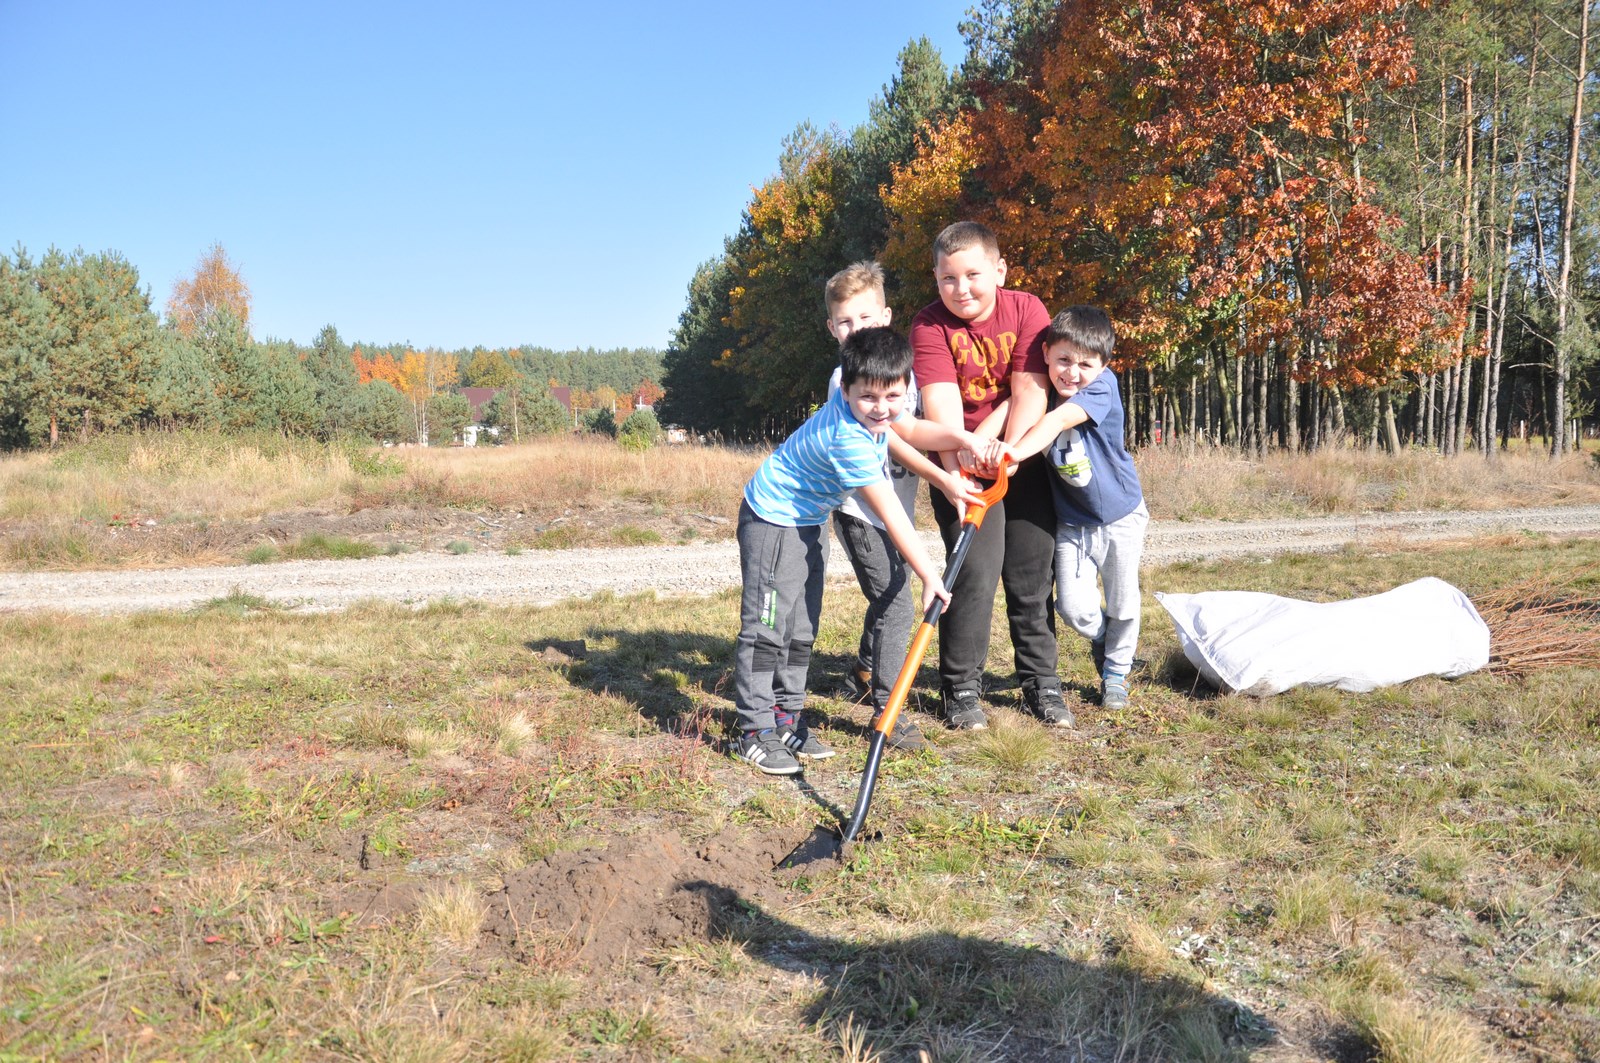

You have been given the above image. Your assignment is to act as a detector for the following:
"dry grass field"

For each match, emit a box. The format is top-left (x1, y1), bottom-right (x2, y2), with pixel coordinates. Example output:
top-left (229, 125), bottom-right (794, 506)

top-left (2, 513), bottom-right (1598, 1059)
top-left (2, 430), bottom-right (1599, 570)
top-left (3, 431), bottom-right (1599, 1060)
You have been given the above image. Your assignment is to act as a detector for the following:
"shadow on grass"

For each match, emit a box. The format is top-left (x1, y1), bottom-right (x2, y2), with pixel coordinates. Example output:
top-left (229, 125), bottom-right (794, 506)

top-left (528, 629), bottom-right (956, 827)
top-left (679, 881), bottom-right (1294, 1062)
top-left (531, 629), bottom-right (951, 744)
top-left (525, 628), bottom-right (734, 749)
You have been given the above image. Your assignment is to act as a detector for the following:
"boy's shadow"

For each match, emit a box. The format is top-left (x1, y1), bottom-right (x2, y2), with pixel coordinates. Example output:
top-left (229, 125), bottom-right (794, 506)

top-left (528, 632), bottom-right (948, 747)
top-left (526, 631), bottom-right (947, 826)
top-left (524, 629), bottom-right (734, 748)
top-left (676, 881), bottom-right (1307, 1062)
top-left (804, 647), bottom-right (946, 738)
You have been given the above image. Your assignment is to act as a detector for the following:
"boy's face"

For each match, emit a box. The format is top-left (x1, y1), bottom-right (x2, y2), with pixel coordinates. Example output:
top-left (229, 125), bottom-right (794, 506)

top-left (826, 291), bottom-right (891, 345)
top-left (1045, 340), bottom-right (1107, 398)
top-left (842, 376), bottom-right (909, 436)
top-left (934, 244), bottom-right (1006, 324)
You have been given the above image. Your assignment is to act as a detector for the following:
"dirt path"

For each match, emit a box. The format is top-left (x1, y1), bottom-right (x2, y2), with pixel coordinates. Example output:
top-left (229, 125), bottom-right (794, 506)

top-left (3, 505), bottom-right (1598, 615)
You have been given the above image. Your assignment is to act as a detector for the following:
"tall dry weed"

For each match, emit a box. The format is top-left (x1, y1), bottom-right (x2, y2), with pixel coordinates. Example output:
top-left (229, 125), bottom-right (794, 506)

top-left (353, 435), bottom-right (763, 515)
top-left (1139, 441), bottom-right (1600, 520)
top-left (1350, 996), bottom-right (1493, 1063)
top-left (8, 431), bottom-right (1599, 572)
top-left (1, 430), bottom-right (364, 522)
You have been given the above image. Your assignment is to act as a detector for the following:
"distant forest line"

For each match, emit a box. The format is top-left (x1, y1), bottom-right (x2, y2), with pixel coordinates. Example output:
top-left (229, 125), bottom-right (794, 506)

top-left (0, 244), bottom-right (661, 449)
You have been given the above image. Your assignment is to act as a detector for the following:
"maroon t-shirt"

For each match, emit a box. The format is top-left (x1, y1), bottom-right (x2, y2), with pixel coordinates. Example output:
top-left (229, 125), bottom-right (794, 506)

top-left (910, 287), bottom-right (1051, 431)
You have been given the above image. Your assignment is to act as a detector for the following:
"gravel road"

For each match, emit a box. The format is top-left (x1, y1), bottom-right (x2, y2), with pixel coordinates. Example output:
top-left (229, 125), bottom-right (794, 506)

top-left (4, 505), bottom-right (1598, 616)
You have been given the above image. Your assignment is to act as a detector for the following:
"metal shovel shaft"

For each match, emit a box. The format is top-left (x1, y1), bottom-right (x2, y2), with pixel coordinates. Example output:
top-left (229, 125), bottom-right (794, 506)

top-left (840, 465), bottom-right (1009, 843)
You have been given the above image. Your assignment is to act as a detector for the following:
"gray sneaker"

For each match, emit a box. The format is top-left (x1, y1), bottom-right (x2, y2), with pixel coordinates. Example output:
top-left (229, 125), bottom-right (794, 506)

top-left (1023, 683), bottom-right (1076, 728)
top-left (875, 712), bottom-right (929, 751)
top-left (1101, 672), bottom-right (1130, 712)
top-left (942, 688), bottom-right (988, 731)
top-left (736, 730), bottom-right (802, 775)
top-left (778, 720), bottom-right (835, 760)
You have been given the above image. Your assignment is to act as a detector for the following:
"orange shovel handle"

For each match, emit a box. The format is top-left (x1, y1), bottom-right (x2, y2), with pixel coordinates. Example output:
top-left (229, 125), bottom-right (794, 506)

top-left (873, 460), bottom-right (1009, 739)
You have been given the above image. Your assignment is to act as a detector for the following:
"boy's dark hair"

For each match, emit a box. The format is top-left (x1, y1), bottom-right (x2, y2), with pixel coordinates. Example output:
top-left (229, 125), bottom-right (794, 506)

top-left (933, 220), bottom-right (1001, 264)
top-left (838, 326), bottom-right (913, 390)
top-left (1043, 306), bottom-right (1115, 363)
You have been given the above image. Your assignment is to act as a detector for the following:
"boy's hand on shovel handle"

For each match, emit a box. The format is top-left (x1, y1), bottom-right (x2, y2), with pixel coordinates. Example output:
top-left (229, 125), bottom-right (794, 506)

top-left (938, 468), bottom-right (983, 514)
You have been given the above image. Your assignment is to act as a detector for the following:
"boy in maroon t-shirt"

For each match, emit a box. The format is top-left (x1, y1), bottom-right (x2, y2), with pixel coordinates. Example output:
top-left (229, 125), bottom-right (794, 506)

top-left (911, 221), bottom-right (1071, 730)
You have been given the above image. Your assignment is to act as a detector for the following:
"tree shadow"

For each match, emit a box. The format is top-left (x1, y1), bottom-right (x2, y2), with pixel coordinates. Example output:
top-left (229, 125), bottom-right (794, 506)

top-left (674, 880), bottom-right (1324, 1062)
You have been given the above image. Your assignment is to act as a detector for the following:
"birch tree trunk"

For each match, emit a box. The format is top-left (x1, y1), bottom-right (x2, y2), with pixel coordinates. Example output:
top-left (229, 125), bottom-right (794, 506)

top-left (1550, 0), bottom-right (1589, 457)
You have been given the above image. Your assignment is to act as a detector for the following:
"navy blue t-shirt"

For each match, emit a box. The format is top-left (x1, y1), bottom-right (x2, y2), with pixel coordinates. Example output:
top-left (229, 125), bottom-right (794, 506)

top-left (1045, 369), bottom-right (1143, 526)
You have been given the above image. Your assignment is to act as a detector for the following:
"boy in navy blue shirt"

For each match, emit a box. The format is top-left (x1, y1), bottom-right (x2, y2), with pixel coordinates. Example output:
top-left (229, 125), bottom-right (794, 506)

top-left (1006, 307), bottom-right (1148, 712)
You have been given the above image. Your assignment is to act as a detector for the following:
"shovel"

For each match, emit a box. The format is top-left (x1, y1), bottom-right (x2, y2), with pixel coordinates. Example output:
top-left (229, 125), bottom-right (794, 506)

top-left (779, 462), bottom-right (1011, 870)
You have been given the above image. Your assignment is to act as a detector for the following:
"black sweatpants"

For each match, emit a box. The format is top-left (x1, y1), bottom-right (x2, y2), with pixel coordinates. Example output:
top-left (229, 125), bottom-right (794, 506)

top-left (928, 454), bottom-right (1058, 693)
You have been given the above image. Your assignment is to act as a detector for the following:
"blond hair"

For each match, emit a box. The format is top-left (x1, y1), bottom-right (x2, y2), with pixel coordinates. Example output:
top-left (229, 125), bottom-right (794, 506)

top-left (824, 261), bottom-right (887, 314)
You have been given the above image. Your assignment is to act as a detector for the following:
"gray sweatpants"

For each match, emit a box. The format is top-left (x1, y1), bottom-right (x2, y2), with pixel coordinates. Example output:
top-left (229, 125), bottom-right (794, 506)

top-left (1054, 502), bottom-right (1149, 677)
top-left (832, 510), bottom-right (914, 710)
top-left (733, 502), bottom-right (829, 734)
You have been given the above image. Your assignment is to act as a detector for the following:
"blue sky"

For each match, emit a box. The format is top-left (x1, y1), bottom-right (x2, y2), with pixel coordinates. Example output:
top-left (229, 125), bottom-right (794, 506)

top-left (2, 1), bottom-right (972, 352)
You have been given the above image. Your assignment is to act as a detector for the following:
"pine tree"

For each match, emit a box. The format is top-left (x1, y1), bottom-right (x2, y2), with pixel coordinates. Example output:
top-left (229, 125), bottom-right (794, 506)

top-left (6, 248), bottom-right (160, 445)
top-left (305, 325), bottom-right (360, 437)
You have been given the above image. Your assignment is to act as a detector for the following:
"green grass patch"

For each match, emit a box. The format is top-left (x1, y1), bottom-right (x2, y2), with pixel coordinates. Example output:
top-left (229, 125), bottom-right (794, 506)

top-left (532, 525), bottom-right (582, 549)
top-left (242, 543), bottom-right (280, 564)
top-left (196, 587), bottom-right (279, 615)
top-left (611, 525), bottom-right (663, 546)
top-left (280, 532), bottom-right (381, 561)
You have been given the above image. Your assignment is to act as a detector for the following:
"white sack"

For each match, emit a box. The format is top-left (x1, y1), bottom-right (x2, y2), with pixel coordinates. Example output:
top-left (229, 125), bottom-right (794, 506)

top-left (1155, 576), bottom-right (1490, 697)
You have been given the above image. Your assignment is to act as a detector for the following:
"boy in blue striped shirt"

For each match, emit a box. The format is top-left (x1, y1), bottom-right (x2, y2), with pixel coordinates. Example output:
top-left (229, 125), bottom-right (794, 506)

top-left (734, 326), bottom-right (1002, 775)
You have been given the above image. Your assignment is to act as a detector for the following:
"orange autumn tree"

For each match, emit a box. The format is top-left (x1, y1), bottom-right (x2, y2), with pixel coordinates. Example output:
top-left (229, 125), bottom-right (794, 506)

top-left (959, 0), bottom-right (1198, 367)
top-left (1110, 0), bottom-right (1464, 389)
top-left (395, 349), bottom-right (458, 443)
top-left (885, 0), bottom-right (1464, 447)
top-left (880, 113), bottom-right (979, 324)
top-left (167, 243), bottom-right (251, 337)
top-left (351, 348), bottom-right (458, 441)
top-left (634, 379), bottom-right (664, 407)
top-left (353, 348), bottom-right (406, 389)
top-left (722, 124), bottom-right (848, 422)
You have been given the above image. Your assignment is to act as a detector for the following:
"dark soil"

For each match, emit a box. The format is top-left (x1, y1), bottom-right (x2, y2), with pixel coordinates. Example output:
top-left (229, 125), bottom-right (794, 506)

top-left (484, 826), bottom-right (814, 969)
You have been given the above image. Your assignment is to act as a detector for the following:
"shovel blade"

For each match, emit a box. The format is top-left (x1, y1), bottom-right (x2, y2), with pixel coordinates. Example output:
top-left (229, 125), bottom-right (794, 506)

top-left (777, 826), bottom-right (846, 870)
top-left (777, 825), bottom-right (885, 871)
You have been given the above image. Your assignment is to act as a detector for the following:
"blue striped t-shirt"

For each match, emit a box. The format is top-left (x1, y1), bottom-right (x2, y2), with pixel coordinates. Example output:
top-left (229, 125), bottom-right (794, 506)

top-left (744, 387), bottom-right (889, 526)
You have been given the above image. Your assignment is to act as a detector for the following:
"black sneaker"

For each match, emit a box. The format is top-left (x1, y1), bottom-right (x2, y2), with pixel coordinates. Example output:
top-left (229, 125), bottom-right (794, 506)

top-left (736, 730), bottom-right (801, 775)
top-left (874, 711), bottom-right (929, 751)
top-left (778, 720), bottom-right (836, 760)
top-left (941, 687), bottom-right (988, 731)
top-left (1023, 683), bottom-right (1076, 728)
top-left (839, 666), bottom-right (872, 703)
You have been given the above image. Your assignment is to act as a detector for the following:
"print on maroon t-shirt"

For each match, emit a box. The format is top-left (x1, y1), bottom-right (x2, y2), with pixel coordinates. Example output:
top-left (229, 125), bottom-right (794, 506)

top-left (911, 288), bottom-right (1051, 431)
